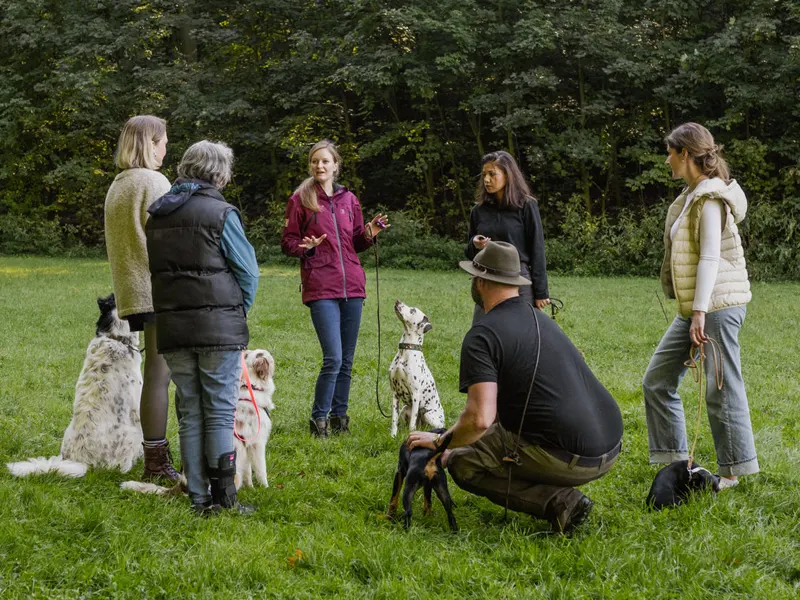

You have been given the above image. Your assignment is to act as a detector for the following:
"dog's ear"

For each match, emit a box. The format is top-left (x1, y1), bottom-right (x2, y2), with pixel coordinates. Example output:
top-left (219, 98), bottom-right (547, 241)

top-left (422, 318), bottom-right (433, 333)
top-left (252, 354), bottom-right (272, 381)
top-left (97, 293), bottom-right (115, 312)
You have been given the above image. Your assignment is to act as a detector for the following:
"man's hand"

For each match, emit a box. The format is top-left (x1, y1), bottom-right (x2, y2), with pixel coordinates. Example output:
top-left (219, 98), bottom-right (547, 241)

top-left (406, 431), bottom-right (438, 451)
top-left (535, 298), bottom-right (551, 310)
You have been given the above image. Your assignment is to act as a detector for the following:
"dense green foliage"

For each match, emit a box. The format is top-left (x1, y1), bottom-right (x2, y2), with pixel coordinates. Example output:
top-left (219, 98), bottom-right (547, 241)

top-left (1, 258), bottom-right (799, 598)
top-left (1, 1), bottom-right (799, 277)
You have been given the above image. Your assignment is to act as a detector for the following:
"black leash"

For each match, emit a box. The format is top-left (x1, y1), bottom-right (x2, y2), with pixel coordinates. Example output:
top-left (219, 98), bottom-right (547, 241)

top-left (549, 297), bottom-right (564, 320)
top-left (501, 302), bottom-right (541, 519)
top-left (372, 233), bottom-right (391, 419)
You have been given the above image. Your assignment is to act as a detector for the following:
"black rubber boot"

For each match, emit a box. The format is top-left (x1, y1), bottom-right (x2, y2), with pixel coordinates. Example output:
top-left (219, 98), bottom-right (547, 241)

top-left (208, 451), bottom-right (254, 515)
top-left (309, 418), bottom-right (329, 438)
top-left (329, 415), bottom-right (350, 434)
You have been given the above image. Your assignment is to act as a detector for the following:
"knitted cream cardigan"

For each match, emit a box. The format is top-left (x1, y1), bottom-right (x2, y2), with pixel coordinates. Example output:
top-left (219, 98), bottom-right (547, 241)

top-left (104, 168), bottom-right (171, 318)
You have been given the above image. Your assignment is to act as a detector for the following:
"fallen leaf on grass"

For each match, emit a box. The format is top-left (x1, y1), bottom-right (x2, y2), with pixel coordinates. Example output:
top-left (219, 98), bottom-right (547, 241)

top-left (287, 549), bottom-right (305, 567)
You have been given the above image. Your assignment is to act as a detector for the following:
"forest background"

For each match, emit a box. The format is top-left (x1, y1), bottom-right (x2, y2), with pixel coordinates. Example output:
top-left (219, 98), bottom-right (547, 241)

top-left (1, 0), bottom-right (798, 278)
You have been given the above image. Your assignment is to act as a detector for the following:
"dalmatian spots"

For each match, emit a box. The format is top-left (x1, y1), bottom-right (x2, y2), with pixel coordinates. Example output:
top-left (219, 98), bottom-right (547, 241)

top-left (389, 301), bottom-right (446, 437)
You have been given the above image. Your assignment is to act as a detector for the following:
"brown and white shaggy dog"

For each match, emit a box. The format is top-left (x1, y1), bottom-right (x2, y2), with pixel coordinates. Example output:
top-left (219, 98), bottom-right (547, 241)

top-left (121, 348), bottom-right (275, 495)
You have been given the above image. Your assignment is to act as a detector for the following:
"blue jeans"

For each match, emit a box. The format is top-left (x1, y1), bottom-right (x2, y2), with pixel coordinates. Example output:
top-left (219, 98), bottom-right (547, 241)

top-left (308, 298), bottom-right (363, 420)
top-left (643, 306), bottom-right (759, 477)
top-left (163, 349), bottom-right (242, 505)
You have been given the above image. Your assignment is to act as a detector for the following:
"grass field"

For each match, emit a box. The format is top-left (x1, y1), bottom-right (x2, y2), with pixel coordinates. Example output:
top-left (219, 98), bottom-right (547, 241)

top-left (1, 256), bottom-right (799, 599)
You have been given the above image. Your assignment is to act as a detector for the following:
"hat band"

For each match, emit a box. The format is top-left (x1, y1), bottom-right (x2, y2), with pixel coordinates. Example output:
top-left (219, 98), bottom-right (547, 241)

top-left (472, 260), bottom-right (521, 278)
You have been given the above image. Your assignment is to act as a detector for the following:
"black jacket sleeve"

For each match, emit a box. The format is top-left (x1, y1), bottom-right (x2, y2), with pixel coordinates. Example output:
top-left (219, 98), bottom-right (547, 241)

top-left (524, 199), bottom-right (549, 299)
top-left (465, 206), bottom-right (479, 260)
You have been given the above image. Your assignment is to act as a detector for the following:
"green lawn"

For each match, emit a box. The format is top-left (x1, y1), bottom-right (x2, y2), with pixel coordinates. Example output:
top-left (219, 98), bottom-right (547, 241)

top-left (1, 257), bottom-right (799, 599)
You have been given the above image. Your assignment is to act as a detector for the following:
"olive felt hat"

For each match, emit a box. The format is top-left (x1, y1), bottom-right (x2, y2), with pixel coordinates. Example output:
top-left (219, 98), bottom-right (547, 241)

top-left (459, 241), bottom-right (532, 286)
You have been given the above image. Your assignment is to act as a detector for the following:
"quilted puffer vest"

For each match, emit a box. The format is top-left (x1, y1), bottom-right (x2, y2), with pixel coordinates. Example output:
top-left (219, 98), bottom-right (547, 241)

top-left (659, 178), bottom-right (751, 317)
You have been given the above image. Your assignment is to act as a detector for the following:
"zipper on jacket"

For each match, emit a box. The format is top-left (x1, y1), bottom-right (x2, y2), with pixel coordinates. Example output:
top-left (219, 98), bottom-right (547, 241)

top-left (330, 196), bottom-right (348, 300)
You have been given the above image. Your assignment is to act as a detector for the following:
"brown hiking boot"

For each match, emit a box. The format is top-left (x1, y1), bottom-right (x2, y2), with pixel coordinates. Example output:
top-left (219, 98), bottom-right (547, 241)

top-left (142, 440), bottom-right (181, 483)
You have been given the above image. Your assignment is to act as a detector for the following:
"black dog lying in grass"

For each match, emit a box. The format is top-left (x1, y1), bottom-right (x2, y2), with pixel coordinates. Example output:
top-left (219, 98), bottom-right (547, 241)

top-left (387, 428), bottom-right (458, 532)
top-left (647, 459), bottom-right (720, 509)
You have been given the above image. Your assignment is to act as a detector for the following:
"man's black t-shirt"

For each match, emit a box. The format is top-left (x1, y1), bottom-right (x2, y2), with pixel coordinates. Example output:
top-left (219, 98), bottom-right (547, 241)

top-left (459, 296), bottom-right (622, 456)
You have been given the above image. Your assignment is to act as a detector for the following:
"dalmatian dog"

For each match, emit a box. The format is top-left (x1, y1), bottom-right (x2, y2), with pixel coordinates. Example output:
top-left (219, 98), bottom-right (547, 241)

top-left (389, 300), bottom-right (445, 438)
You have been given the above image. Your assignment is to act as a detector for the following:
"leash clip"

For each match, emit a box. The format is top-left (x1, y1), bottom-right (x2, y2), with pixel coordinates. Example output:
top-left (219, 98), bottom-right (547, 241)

top-left (502, 452), bottom-right (521, 466)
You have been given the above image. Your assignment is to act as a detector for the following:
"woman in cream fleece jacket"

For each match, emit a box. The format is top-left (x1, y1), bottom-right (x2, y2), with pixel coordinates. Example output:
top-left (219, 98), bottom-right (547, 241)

top-left (104, 115), bottom-right (179, 482)
top-left (643, 123), bottom-right (758, 487)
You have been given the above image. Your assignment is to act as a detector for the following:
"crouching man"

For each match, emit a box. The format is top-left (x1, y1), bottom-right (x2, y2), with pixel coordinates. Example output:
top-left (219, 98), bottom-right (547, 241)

top-left (408, 241), bottom-right (623, 534)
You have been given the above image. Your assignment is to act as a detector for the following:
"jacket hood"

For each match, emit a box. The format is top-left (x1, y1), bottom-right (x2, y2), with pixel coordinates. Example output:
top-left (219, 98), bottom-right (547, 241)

top-left (692, 177), bottom-right (747, 223)
top-left (148, 178), bottom-right (222, 216)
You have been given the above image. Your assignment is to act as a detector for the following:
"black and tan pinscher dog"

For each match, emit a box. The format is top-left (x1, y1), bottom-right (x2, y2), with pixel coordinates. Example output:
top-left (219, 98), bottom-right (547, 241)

top-left (387, 429), bottom-right (458, 532)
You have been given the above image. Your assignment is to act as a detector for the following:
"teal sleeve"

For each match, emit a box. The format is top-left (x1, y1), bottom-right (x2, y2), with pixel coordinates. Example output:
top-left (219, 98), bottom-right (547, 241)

top-left (220, 212), bottom-right (260, 313)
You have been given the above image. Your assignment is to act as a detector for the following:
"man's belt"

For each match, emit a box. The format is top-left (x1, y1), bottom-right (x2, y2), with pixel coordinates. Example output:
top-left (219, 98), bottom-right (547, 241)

top-left (542, 440), bottom-right (622, 468)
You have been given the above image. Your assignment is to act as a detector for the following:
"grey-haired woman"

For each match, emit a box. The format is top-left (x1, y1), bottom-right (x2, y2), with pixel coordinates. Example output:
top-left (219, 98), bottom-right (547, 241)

top-left (146, 140), bottom-right (260, 514)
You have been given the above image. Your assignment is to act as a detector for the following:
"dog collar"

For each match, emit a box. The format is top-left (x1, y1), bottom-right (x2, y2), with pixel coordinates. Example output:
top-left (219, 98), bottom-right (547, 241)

top-left (243, 385), bottom-right (265, 392)
top-left (237, 398), bottom-right (270, 418)
top-left (398, 343), bottom-right (423, 351)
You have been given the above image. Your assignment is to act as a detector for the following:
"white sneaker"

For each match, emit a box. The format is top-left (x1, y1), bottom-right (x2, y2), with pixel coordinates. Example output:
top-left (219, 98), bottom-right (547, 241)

top-left (718, 477), bottom-right (740, 490)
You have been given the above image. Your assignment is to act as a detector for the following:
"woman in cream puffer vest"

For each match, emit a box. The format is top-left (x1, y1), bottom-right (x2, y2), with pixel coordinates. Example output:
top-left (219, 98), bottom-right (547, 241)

top-left (104, 115), bottom-right (179, 482)
top-left (643, 122), bottom-right (758, 489)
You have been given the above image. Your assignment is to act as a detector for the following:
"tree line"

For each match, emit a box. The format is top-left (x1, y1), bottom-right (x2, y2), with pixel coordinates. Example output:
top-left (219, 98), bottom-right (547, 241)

top-left (1, 0), bottom-right (798, 277)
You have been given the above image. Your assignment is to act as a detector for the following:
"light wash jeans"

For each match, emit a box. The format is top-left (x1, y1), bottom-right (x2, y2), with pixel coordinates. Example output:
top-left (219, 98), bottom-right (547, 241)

top-left (308, 298), bottom-right (363, 420)
top-left (643, 306), bottom-right (759, 477)
top-left (163, 349), bottom-right (242, 505)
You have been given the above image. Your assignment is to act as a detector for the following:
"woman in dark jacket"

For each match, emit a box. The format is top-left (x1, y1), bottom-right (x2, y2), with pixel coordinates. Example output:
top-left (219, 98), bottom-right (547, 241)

top-left (281, 140), bottom-right (389, 438)
top-left (465, 151), bottom-right (550, 322)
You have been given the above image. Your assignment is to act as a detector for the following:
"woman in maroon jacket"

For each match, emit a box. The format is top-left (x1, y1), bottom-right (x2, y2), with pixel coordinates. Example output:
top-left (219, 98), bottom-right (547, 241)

top-left (281, 140), bottom-right (389, 438)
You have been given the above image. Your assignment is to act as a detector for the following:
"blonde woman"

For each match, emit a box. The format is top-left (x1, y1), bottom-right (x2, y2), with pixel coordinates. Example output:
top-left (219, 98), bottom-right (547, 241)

top-left (104, 115), bottom-right (179, 482)
top-left (281, 140), bottom-right (389, 438)
top-left (643, 122), bottom-right (758, 488)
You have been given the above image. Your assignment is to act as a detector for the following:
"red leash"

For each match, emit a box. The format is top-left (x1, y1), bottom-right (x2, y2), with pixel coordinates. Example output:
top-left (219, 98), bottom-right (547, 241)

top-left (234, 352), bottom-right (261, 444)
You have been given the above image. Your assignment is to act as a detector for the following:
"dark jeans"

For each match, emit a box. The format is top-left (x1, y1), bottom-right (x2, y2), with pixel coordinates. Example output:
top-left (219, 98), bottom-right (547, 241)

top-left (308, 298), bottom-right (364, 419)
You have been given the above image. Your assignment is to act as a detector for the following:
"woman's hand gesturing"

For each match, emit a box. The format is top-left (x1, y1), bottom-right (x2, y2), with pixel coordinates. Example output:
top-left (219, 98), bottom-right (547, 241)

top-left (299, 234), bottom-right (327, 249)
top-left (366, 213), bottom-right (390, 239)
top-left (473, 235), bottom-right (491, 250)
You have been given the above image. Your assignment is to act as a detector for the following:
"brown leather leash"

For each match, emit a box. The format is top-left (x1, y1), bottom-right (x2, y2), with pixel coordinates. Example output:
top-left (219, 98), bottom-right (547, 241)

top-left (684, 336), bottom-right (724, 470)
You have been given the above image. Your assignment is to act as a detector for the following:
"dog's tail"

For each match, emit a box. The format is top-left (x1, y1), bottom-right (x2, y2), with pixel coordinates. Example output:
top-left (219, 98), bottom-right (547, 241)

top-left (120, 477), bottom-right (186, 496)
top-left (6, 456), bottom-right (88, 478)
